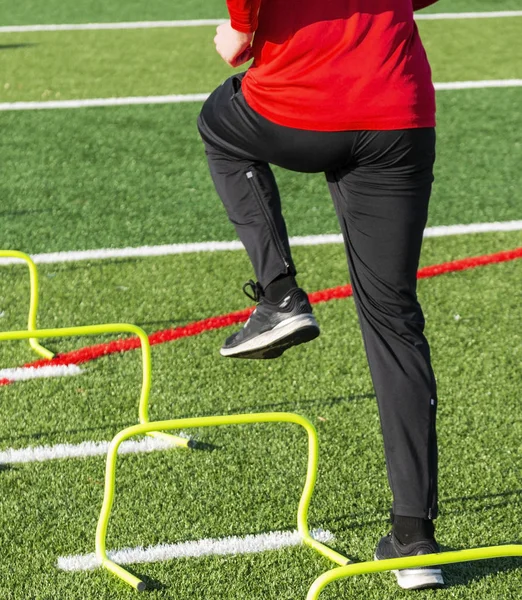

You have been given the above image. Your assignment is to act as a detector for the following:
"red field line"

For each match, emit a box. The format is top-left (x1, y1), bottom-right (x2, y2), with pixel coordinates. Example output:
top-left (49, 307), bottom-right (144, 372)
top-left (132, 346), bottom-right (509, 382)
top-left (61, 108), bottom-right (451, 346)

top-left (9, 246), bottom-right (522, 374)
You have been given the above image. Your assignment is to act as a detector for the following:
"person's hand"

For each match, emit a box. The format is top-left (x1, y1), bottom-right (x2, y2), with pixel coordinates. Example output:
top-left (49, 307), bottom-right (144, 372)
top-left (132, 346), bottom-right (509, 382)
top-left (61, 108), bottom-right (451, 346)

top-left (214, 21), bottom-right (253, 68)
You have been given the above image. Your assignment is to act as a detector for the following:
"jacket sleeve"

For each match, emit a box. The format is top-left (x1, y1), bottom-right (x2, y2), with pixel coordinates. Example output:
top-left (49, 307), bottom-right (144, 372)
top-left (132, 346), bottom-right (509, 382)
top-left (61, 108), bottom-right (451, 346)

top-left (227, 0), bottom-right (262, 33)
top-left (412, 0), bottom-right (441, 10)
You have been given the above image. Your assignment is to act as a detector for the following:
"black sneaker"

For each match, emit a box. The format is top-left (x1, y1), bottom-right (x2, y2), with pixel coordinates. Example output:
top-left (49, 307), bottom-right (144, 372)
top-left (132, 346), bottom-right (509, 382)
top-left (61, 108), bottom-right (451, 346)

top-left (374, 533), bottom-right (444, 590)
top-left (220, 280), bottom-right (320, 359)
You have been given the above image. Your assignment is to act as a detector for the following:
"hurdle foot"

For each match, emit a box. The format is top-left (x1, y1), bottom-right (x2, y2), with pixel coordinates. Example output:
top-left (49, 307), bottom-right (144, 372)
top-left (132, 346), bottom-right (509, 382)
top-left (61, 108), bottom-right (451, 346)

top-left (103, 558), bottom-right (146, 591)
top-left (147, 430), bottom-right (191, 448)
top-left (29, 338), bottom-right (54, 359)
top-left (304, 536), bottom-right (350, 567)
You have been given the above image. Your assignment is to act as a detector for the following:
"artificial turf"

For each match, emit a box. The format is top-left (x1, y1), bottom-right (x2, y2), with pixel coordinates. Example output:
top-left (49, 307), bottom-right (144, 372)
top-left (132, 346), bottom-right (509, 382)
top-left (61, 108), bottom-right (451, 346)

top-left (0, 233), bottom-right (521, 599)
top-left (1, 230), bottom-right (521, 441)
top-left (0, 2), bottom-right (521, 599)
top-left (1, 87), bottom-right (521, 254)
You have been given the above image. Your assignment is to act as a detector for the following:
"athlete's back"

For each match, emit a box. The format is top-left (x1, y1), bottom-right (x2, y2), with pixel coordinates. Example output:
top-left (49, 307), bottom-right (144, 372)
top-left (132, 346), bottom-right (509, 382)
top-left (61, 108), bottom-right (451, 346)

top-left (240, 0), bottom-right (435, 130)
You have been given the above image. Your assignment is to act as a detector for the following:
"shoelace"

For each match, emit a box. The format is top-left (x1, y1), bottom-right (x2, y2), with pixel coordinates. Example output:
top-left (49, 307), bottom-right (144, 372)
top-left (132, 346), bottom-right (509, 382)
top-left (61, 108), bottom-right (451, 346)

top-left (242, 279), bottom-right (263, 303)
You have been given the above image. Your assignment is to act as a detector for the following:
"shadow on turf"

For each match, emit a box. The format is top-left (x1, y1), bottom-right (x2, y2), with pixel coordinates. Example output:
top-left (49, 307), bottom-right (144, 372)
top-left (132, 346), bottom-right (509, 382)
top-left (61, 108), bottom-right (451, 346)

top-left (0, 423), bottom-right (130, 444)
top-left (0, 423), bottom-right (132, 443)
top-left (441, 489), bottom-right (522, 525)
top-left (317, 488), bottom-right (522, 535)
top-left (135, 318), bottom-right (209, 327)
top-left (0, 208), bottom-right (50, 217)
top-left (0, 393), bottom-right (371, 445)
top-left (0, 43), bottom-right (37, 51)
top-left (189, 393), bottom-right (376, 417)
top-left (188, 439), bottom-right (221, 452)
top-left (441, 552), bottom-right (522, 588)
top-left (0, 424), bottom-right (222, 451)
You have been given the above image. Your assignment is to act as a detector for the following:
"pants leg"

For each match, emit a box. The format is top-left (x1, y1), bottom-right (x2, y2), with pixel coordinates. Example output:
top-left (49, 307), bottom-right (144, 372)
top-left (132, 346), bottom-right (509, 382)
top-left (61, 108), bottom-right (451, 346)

top-left (197, 76), bottom-right (295, 288)
top-left (326, 129), bottom-right (438, 519)
top-left (198, 77), bottom-right (439, 517)
top-left (197, 74), bottom-right (359, 287)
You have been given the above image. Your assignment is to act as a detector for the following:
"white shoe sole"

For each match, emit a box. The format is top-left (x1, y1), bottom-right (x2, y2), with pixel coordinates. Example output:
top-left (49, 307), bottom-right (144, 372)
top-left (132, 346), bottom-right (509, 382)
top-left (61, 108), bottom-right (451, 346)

top-left (394, 567), bottom-right (444, 590)
top-left (374, 554), bottom-right (444, 590)
top-left (220, 314), bottom-right (319, 358)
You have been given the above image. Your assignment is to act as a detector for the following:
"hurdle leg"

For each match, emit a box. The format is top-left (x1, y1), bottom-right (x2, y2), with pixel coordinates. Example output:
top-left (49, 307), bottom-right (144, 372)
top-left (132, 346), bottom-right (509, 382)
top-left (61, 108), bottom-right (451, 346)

top-left (0, 250), bottom-right (53, 359)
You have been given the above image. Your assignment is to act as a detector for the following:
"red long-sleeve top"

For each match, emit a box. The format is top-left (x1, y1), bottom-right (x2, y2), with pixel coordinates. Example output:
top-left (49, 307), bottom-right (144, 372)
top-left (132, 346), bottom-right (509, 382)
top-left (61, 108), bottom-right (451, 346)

top-left (226, 0), bottom-right (440, 131)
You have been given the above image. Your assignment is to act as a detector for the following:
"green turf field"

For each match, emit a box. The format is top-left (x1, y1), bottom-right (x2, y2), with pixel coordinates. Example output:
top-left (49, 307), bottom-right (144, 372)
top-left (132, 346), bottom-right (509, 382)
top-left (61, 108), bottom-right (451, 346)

top-left (1, 87), bottom-right (522, 254)
top-left (0, 2), bottom-right (521, 599)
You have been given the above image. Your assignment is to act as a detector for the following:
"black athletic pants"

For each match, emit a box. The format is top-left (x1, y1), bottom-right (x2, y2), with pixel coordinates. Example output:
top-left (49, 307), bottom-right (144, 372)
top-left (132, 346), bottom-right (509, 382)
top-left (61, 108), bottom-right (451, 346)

top-left (198, 73), bottom-right (438, 520)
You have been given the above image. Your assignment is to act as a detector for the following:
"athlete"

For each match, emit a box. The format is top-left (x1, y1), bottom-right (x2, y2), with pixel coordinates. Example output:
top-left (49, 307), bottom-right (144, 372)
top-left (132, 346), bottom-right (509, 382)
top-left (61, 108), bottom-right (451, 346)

top-left (198, 0), bottom-right (443, 589)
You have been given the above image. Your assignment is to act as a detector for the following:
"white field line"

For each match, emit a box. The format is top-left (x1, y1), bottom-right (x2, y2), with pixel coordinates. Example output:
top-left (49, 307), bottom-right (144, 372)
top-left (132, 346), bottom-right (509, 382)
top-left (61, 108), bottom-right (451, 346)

top-left (415, 10), bottom-right (522, 20)
top-left (1, 12), bottom-right (522, 33)
top-left (57, 528), bottom-right (334, 571)
top-left (1, 80), bottom-right (522, 112)
top-left (0, 364), bottom-right (82, 382)
top-left (0, 20), bottom-right (227, 33)
top-left (435, 79), bottom-right (522, 91)
top-left (0, 94), bottom-right (209, 111)
top-left (0, 221), bottom-right (521, 267)
top-left (423, 220), bottom-right (522, 237)
top-left (0, 436), bottom-right (177, 464)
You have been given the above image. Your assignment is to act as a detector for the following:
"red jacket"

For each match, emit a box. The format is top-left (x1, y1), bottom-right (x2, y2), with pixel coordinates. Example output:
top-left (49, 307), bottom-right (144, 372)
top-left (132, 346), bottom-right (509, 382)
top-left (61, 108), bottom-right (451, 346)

top-left (226, 0), bottom-right (440, 131)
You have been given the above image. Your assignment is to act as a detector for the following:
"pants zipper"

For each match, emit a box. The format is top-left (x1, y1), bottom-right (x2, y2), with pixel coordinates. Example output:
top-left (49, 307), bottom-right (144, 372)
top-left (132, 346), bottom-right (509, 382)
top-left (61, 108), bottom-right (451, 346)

top-left (246, 170), bottom-right (290, 270)
top-left (427, 397), bottom-right (437, 520)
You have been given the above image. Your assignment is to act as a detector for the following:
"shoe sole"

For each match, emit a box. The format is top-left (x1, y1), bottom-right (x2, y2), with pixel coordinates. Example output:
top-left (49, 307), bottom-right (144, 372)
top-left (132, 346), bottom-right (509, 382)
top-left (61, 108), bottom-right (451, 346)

top-left (394, 568), bottom-right (444, 590)
top-left (374, 554), bottom-right (444, 590)
top-left (220, 314), bottom-right (320, 359)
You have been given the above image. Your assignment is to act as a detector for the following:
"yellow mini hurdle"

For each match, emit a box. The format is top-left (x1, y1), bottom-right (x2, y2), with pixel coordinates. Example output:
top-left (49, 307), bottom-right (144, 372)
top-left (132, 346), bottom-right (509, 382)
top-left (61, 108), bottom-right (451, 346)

top-left (95, 408), bottom-right (522, 595)
top-left (6, 254), bottom-right (518, 596)
top-left (95, 413), bottom-right (350, 591)
top-left (0, 250), bottom-right (53, 359)
top-left (0, 325), bottom-right (189, 449)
